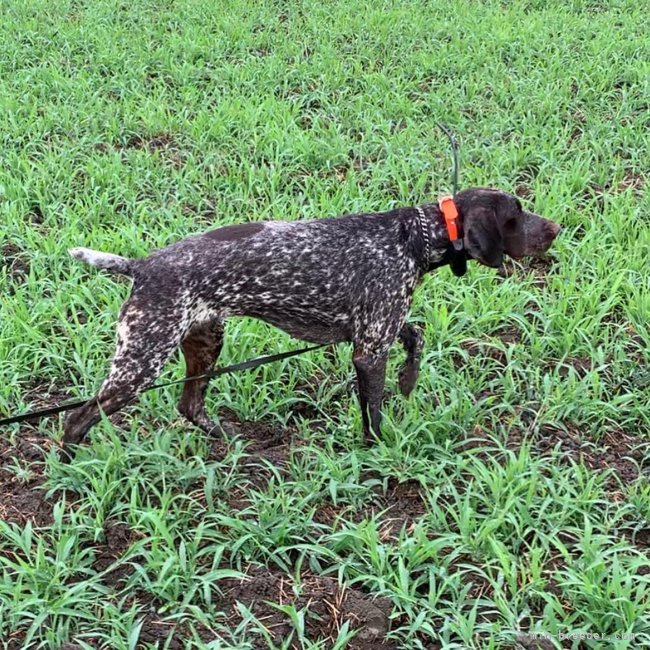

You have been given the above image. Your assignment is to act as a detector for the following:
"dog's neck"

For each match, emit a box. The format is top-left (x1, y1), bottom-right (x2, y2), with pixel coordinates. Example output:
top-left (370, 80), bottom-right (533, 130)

top-left (412, 204), bottom-right (452, 270)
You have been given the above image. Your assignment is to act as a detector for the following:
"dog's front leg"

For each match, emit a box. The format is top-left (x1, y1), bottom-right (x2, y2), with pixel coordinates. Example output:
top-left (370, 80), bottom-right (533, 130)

top-left (397, 323), bottom-right (423, 397)
top-left (353, 347), bottom-right (388, 441)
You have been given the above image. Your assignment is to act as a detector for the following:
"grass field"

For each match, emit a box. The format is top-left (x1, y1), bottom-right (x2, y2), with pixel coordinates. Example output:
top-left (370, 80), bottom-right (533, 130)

top-left (1, 0), bottom-right (649, 648)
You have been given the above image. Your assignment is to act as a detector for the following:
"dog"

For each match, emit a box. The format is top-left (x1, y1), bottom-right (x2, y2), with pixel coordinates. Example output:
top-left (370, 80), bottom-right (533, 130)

top-left (61, 188), bottom-right (560, 461)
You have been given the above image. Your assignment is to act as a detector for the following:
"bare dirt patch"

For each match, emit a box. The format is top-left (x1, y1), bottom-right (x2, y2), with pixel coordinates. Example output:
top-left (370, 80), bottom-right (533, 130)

top-left (2, 241), bottom-right (30, 281)
top-left (62, 601), bottom-right (216, 649)
top-left (378, 479), bottom-right (427, 534)
top-left (0, 380), bottom-right (77, 527)
top-left (208, 408), bottom-right (297, 483)
top-left (514, 182), bottom-right (534, 200)
top-left (551, 356), bottom-right (593, 380)
top-left (97, 565), bottom-right (394, 649)
top-left (455, 325), bottom-right (523, 370)
top-left (26, 204), bottom-right (45, 226)
top-left (617, 171), bottom-right (645, 195)
top-left (498, 255), bottom-right (559, 289)
top-left (0, 430), bottom-right (52, 527)
top-left (462, 423), bottom-right (648, 493)
top-left (315, 478), bottom-right (427, 539)
top-left (123, 133), bottom-right (175, 153)
top-left (97, 133), bottom-right (186, 168)
top-left (90, 557), bottom-right (394, 648)
top-left (134, 616), bottom-right (214, 649)
top-left (531, 426), bottom-right (648, 490)
top-left (217, 564), bottom-right (394, 649)
top-left (582, 170), bottom-right (645, 210)
top-left (91, 518), bottom-right (142, 588)
top-left (204, 409), bottom-right (427, 536)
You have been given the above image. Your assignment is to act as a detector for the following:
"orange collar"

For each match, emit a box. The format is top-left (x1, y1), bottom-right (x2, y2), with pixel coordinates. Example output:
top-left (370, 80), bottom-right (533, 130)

top-left (438, 196), bottom-right (462, 248)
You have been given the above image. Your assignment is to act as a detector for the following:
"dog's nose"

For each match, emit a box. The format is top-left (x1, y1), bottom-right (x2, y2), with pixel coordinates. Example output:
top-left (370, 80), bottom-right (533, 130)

top-left (547, 220), bottom-right (561, 238)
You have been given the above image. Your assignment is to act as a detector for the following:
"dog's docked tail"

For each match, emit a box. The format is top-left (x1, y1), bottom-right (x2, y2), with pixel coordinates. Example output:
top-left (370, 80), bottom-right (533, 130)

top-left (69, 247), bottom-right (133, 275)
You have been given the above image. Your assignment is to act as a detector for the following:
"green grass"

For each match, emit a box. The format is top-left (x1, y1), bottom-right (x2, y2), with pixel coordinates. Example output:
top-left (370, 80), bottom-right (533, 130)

top-left (1, 0), bottom-right (649, 648)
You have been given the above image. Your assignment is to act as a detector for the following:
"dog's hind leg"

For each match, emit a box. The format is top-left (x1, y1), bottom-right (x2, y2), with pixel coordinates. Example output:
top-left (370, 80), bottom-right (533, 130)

top-left (178, 319), bottom-right (224, 435)
top-left (60, 297), bottom-right (185, 462)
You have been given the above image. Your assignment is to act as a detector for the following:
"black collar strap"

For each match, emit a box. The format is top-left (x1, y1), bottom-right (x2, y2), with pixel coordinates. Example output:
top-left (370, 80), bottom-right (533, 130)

top-left (448, 240), bottom-right (467, 277)
top-left (438, 196), bottom-right (467, 277)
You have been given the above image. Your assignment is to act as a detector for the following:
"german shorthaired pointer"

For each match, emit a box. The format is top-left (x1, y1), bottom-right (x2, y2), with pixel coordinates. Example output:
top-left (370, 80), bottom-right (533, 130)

top-left (62, 188), bottom-right (560, 461)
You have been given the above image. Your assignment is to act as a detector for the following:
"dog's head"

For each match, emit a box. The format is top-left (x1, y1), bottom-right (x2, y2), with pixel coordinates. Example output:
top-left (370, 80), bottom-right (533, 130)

top-left (454, 188), bottom-right (560, 268)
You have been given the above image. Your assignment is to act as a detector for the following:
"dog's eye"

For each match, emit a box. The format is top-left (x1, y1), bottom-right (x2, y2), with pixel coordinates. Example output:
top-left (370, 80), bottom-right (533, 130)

top-left (504, 217), bottom-right (518, 231)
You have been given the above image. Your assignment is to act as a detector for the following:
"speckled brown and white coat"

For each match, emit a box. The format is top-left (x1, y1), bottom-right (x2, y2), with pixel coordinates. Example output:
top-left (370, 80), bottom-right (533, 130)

top-left (62, 188), bottom-right (560, 461)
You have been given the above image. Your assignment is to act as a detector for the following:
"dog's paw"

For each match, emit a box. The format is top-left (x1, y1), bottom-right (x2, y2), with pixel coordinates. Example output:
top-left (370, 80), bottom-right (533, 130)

top-left (191, 413), bottom-right (238, 439)
top-left (398, 365), bottom-right (418, 397)
top-left (213, 419), bottom-right (239, 438)
top-left (57, 442), bottom-right (76, 464)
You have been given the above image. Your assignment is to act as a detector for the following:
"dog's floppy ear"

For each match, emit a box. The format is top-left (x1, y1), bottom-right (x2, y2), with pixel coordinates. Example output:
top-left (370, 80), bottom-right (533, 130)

top-left (463, 205), bottom-right (503, 268)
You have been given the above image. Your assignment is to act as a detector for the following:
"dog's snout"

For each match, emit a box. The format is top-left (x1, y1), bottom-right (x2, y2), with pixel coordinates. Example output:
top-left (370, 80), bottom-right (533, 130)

top-left (546, 220), bottom-right (561, 239)
top-left (521, 212), bottom-right (561, 257)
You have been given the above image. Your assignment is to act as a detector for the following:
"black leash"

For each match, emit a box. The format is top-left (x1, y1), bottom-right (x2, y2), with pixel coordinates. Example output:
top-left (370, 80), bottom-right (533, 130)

top-left (0, 343), bottom-right (327, 427)
top-left (3, 128), bottom-right (464, 428)
top-left (435, 122), bottom-right (460, 196)
top-left (436, 122), bottom-right (467, 278)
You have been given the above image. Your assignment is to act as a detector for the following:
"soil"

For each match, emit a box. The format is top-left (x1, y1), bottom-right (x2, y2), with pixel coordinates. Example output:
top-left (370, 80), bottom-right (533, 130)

top-left (80, 564), bottom-right (394, 649)
top-left (455, 325), bottom-right (523, 370)
top-left (617, 171), bottom-right (645, 195)
top-left (0, 430), bottom-right (53, 527)
top-left (133, 616), bottom-right (215, 649)
top-left (86, 413), bottom-right (403, 648)
top-left (582, 171), bottom-right (645, 210)
top-left (96, 133), bottom-right (186, 168)
top-left (208, 408), bottom-right (300, 484)
top-left (497, 255), bottom-right (558, 289)
top-left (205, 407), bottom-right (427, 538)
top-left (0, 379), bottom-right (78, 528)
top-left (2, 398), bottom-right (647, 648)
top-left (548, 356), bottom-right (593, 380)
top-left (2, 241), bottom-right (31, 281)
top-left (533, 426), bottom-right (647, 487)
top-left (626, 527), bottom-right (650, 550)
top-left (514, 183), bottom-right (534, 200)
top-left (91, 519), bottom-right (141, 588)
top-left (26, 204), bottom-right (45, 225)
top-left (123, 133), bottom-right (176, 153)
top-left (461, 422), bottom-right (648, 495)
top-left (215, 565), bottom-right (395, 649)
top-left (80, 523), bottom-right (395, 649)
top-left (76, 515), bottom-right (395, 649)
top-left (314, 477), bottom-right (427, 539)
